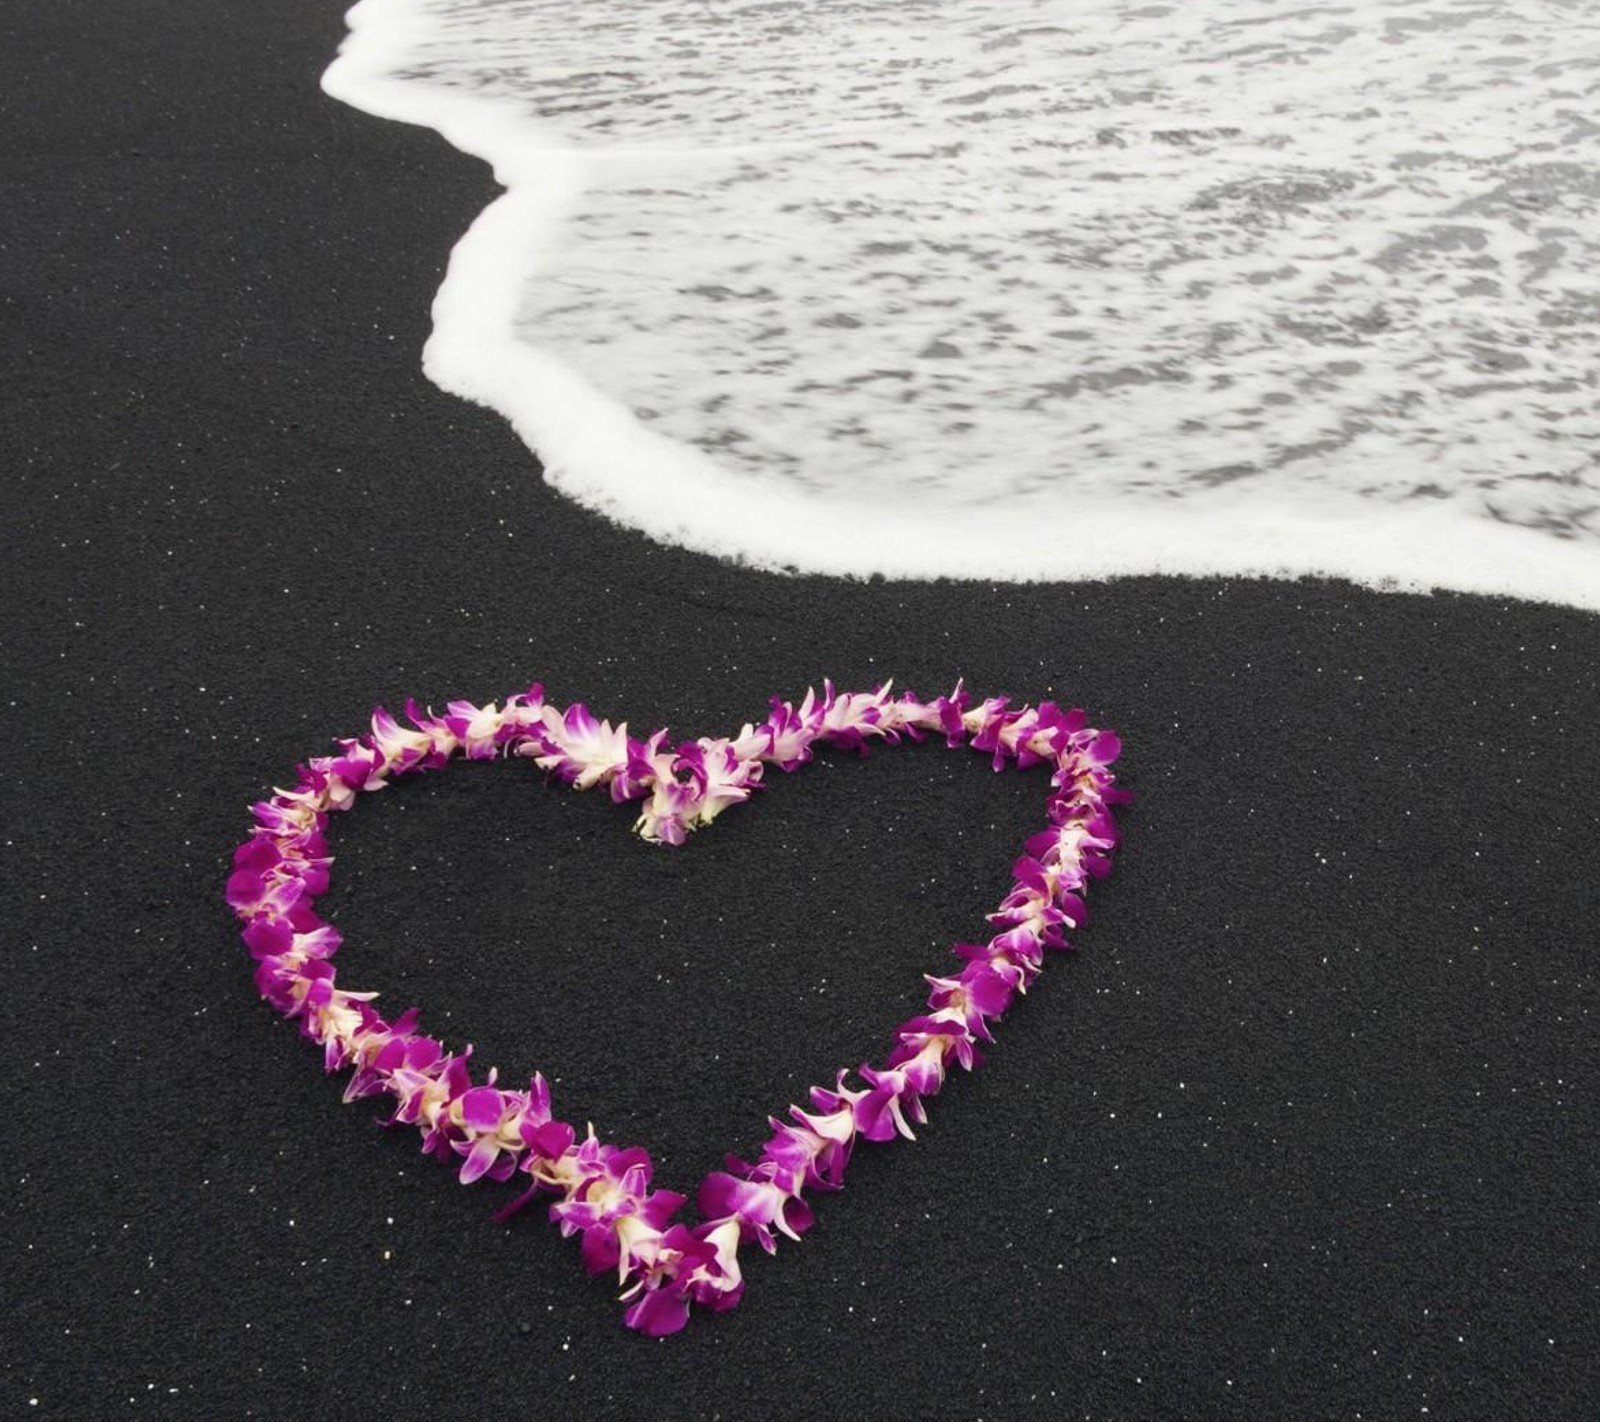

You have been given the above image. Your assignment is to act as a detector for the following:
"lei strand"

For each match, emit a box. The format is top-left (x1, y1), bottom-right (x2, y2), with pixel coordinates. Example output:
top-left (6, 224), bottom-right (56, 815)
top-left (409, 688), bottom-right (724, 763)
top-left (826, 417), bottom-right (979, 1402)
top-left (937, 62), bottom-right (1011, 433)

top-left (227, 681), bottom-right (1127, 1335)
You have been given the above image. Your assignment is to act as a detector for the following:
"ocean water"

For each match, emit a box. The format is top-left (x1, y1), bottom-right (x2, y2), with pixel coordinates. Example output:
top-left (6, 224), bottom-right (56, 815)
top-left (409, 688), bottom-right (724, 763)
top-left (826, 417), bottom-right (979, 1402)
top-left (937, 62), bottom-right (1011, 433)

top-left (324, 0), bottom-right (1600, 607)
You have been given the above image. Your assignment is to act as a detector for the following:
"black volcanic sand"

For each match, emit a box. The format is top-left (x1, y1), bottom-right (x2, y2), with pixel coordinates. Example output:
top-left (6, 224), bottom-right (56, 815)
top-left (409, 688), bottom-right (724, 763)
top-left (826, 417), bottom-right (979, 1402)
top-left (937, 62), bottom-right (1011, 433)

top-left (4, 3), bottom-right (1597, 1418)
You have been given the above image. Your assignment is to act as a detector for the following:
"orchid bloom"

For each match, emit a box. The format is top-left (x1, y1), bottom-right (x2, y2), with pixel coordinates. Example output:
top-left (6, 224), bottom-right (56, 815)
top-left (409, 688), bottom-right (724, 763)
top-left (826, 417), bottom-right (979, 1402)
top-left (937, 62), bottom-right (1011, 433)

top-left (524, 702), bottom-right (630, 789)
top-left (674, 739), bottom-right (761, 828)
top-left (618, 1226), bottom-right (719, 1336)
top-left (443, 699), bottom-right (506, 761)
top-left (367, 706), bottom-right (439, 773)
top-left (686, 1217), bottom-right (746, 1313)
top-left (449, 1085), bottom-right (530, 1184)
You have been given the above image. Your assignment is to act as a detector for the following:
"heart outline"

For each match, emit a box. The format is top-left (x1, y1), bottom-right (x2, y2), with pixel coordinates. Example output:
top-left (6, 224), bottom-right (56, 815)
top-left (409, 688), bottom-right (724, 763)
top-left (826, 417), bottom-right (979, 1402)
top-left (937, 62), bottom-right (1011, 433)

top-left (227, 681), bottom-right (1126, 1334)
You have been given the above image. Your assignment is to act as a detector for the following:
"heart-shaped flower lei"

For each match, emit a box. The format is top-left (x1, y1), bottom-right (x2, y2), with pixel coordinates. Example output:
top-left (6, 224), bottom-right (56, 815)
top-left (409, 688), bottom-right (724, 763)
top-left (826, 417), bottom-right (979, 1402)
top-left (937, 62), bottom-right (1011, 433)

top-left (227, 681), bottom-right (1127, 1335)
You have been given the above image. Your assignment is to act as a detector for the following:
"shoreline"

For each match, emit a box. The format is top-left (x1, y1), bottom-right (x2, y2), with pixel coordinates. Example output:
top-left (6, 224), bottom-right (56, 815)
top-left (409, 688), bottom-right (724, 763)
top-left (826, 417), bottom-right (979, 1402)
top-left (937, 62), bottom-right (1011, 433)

top-left (321, 0), bottom-right (1600, 609)
top-left (3, 0), bottom-right (1597, 1416)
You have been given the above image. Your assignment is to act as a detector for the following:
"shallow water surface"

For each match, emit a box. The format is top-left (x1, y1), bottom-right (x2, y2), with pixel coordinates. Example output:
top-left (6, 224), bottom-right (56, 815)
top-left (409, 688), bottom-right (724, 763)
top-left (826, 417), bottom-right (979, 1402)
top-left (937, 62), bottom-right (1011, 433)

top-left (326, 0), bottom-right (1600, 605)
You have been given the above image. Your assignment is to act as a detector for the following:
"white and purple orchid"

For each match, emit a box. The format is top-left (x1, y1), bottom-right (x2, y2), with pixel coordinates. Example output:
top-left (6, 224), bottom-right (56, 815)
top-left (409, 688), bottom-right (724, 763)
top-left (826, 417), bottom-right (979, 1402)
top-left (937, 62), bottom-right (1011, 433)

top-left (228, 682), bottom-right (1127, 1335)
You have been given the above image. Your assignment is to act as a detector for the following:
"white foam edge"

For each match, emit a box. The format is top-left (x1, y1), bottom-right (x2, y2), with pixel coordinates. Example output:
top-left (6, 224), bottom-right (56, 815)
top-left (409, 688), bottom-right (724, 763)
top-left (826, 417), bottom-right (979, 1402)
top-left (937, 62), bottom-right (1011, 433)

top-left (322, 0), bottom-right (1600, 611)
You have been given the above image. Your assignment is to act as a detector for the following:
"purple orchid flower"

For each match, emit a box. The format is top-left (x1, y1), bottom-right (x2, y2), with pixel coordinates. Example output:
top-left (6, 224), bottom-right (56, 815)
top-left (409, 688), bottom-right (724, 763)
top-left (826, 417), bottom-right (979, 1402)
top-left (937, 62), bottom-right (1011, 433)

top-left (684, 1217), bottom-right (747, 1314)
top-left (758, 689), bottom-right (823, 770)
top-left (924, 962), bottom-right (1017, 1040)
top-left (673, 739), bottom-right (762, 828)
top-left (619, 1225), bottom-right (721, 1336)
top-left (818, 679), bottom-right (903, 754)
top-left (448, 1084), bottom-right (531, 1185)
top-left (544, 1137), bottom-right (688, 1283)
top-left (366, 706), bottom-right (440, 774)
top-left (851, 1063), bottom-right (923, 1142)
top-left (611, 728), bottom-right (672, 805)
top-left (401, 699), bottom-right (460, 767)
top-left (441, 699), bottom-right (507, 761)
top-left (758, 1110), bottom-right (856, 1193)
top-left (520, 702), bottom-right (631, 790)
top-left (698, 1166), bottom-right (815, 1254)
top-left (341, 1005), bottom-right (424, 1102)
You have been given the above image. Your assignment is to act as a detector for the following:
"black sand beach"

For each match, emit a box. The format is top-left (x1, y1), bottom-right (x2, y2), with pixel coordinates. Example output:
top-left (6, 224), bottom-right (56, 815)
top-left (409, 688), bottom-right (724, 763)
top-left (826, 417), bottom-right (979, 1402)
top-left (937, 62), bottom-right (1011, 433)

top-left (5, 2), bottom-right (1598, 1416)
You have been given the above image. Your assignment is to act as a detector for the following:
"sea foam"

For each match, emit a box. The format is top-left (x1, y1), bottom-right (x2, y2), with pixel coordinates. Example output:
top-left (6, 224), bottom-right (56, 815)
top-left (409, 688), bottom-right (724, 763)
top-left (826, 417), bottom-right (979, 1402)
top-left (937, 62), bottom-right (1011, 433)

top-left (324, 0), bottom-right (1600, 608)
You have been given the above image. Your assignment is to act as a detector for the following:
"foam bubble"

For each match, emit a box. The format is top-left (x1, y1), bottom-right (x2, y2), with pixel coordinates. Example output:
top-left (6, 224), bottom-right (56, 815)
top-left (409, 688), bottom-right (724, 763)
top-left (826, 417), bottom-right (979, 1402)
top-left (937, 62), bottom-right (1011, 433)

top-left (324, 0), bottom-right (1600, 608)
